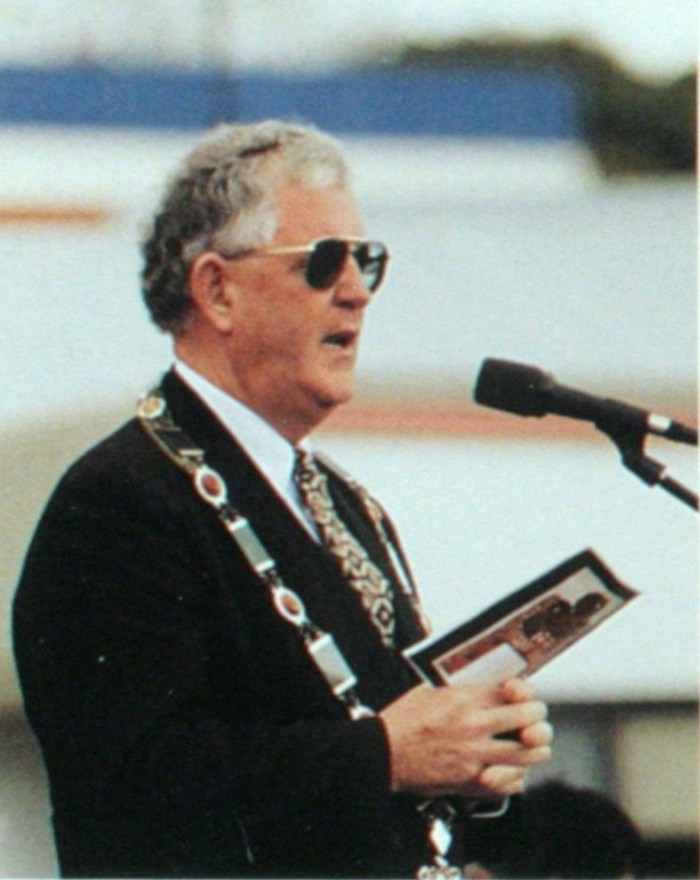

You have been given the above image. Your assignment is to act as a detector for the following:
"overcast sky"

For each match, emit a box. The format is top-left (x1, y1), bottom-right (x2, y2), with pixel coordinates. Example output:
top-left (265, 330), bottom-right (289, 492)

top-left (0, 0), bottom-right (696, 79)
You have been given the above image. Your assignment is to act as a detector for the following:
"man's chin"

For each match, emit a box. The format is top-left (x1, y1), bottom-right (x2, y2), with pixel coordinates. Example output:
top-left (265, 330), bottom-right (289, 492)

top-left (297, 394), bottom-right (349, 434)
top-left (316, 386), bottom-right (354, 412)
top-left (307, 376), bottom-right (355, 410)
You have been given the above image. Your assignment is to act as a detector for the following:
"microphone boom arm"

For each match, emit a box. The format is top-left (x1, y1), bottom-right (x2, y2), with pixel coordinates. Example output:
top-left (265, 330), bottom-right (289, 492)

top-left (602, 423), bottom-right (699, 512)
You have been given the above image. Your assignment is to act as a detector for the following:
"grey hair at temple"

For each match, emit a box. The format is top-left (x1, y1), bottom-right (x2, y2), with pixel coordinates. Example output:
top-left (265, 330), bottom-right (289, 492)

top-left (141, 120), bottom-right (350, 334)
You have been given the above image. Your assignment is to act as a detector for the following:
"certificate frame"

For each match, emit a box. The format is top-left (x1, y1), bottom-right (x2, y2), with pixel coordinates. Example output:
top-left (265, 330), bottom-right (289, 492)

top-left (403, 549), bottom-right (639, 687)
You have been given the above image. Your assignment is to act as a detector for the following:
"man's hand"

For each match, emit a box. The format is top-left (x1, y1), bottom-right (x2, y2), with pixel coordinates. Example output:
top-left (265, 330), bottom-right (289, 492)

top-left (378, 677), bottom-right (552, 800)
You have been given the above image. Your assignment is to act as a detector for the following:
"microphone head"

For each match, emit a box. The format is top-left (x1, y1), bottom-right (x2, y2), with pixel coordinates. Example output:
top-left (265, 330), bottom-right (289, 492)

top-left (473, 358), bottom-right (551, 417)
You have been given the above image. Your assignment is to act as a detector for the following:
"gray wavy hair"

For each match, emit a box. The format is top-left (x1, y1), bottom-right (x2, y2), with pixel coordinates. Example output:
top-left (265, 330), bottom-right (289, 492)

top-left (141, 120), bottom-right (350, 334)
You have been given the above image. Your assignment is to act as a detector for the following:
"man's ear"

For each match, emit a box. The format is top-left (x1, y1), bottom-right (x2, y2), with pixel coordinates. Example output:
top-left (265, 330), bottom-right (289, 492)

top-left (188, 252), bottom-right (238, 332)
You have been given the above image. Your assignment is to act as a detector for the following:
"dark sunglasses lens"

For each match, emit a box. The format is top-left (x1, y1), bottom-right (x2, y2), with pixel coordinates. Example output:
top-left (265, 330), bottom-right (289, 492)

top-left (306, 239), bottom-right (348, 289)
top-left (356, 241), bottom-right (388, 292)
top-left (306, 238), bottom-right (389, 292)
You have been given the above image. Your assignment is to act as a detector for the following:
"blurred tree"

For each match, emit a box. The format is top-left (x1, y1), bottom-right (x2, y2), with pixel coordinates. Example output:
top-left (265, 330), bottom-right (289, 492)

top-left (389, 36), bottom-right (696, 176)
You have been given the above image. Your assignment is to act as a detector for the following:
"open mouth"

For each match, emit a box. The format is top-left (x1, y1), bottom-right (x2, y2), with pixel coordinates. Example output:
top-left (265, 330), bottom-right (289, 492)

top-left (323, 331), bottom-right (355, 348)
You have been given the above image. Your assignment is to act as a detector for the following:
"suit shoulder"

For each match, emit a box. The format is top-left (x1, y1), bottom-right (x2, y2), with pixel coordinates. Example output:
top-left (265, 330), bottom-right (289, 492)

top-left (65, 417), bottom-right (166, 478)
top-left (50, 416), bottom-right (184, 512)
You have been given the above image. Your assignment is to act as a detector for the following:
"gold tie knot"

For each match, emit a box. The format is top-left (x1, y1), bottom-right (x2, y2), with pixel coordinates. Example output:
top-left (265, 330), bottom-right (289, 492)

top-left (294, 448), bottom-right (323, 490)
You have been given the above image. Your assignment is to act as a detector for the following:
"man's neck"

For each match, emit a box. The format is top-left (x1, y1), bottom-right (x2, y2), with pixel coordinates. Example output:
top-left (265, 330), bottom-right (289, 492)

top-left (175, 346), bottom-right (323, 446)
top-left (173, 345), bottom-right (327, 445)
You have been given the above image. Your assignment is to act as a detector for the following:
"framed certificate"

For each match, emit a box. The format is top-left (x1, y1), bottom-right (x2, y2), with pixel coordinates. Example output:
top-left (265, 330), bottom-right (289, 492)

top-left (403, 549), bottom-right (639, 687)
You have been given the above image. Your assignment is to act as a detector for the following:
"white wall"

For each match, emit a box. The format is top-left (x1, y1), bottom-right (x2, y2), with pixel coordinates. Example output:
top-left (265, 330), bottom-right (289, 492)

top-left (1, 128), bottom-right (696, 705)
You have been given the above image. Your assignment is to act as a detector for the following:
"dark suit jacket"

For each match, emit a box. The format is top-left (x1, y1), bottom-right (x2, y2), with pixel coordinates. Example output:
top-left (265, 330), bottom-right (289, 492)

top-left (13, 371), bottom-right (442, 878)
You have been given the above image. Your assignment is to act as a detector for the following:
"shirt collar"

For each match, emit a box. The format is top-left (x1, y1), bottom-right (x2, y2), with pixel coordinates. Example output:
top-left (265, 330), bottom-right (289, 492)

top-left (173, 359), bottom-right (309, 499)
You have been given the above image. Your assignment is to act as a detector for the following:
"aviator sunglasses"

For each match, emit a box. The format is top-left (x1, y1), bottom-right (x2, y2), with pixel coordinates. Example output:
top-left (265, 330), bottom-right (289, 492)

top-left (219, 236), bottom-right (389, 293)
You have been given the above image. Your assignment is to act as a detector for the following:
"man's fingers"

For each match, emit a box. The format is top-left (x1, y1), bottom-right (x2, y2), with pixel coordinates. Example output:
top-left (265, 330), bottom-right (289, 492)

top-left (488, 698), bottom-right (548, 736)
top-left (500, 677), bottom-right (535, 703)
top-left (487, 740), bottom-right (552, 766)
top-left (485, 720), bottom-right (553, 766)
top-left (520, 720), bottom-right (554, 749)
top-left (477, 764), bottom-right (527, 796)
top-left (450, 681), bottom-right (508, 709)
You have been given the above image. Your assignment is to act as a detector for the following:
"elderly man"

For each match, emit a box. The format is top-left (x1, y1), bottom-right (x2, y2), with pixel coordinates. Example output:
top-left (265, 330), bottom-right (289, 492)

top-left (13, 121), bottom-right (552, 879)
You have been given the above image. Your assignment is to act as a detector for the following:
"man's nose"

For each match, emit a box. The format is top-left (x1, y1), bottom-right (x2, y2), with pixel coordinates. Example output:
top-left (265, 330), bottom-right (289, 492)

top-left (333, 254), bottom-right (372, 308)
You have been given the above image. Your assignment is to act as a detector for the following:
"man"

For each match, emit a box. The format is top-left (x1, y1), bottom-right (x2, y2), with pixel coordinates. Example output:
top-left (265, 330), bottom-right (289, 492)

top-left (13, 120), bottom-right (552, 878)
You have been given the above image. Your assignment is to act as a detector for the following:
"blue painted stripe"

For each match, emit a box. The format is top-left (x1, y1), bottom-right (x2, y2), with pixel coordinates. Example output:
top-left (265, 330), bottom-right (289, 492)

top-left (0, 66), bottom-right (580, 138)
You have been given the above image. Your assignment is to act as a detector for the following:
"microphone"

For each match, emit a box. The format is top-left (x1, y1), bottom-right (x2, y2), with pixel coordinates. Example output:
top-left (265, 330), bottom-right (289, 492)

top-left (474, 358), bottom-right (698, 446)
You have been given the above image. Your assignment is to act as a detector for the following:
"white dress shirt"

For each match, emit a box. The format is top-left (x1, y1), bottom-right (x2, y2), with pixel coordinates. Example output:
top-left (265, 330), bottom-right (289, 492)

top-left (174, 360), bottom-right (318, 537)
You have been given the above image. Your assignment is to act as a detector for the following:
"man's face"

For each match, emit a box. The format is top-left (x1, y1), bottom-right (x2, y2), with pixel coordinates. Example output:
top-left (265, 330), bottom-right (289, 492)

top-left (218, 180), bottom-right (373, 441)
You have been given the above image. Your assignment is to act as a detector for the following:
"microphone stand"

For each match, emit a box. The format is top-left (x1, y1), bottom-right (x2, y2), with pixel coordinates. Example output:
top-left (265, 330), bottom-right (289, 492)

top-left (600, 424), bottom-right (699, 512)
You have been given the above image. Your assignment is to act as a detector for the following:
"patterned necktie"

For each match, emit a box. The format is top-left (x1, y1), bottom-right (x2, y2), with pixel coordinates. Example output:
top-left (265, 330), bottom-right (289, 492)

top-left (293, 449), bottom-right (395, 648)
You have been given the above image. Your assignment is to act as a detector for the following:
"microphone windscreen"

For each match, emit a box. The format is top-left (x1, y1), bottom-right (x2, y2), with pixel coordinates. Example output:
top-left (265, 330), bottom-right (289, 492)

top-left (473, 358), bottom-right (549, 417)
